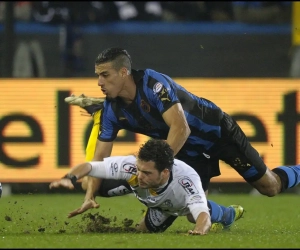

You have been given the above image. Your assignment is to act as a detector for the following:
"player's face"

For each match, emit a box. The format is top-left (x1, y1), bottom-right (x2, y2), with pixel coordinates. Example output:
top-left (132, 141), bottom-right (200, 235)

top-left (95, 62), bottom-right (125, 99)
top-left (136, 159), bottom-right (168, 189)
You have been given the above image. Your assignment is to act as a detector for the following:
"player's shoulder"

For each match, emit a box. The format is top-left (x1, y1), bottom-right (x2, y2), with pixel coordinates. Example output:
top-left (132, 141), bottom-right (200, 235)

top-left (144, 68), bottom-right (163, 78)
top-left (173, 159), bottom-right (198, 176)
top-left (104, 155), bottom-right (136, 164)
top-left (103, 98), bottom-right (120, 113)
top-left (101, 99), bottom-right (114, 114)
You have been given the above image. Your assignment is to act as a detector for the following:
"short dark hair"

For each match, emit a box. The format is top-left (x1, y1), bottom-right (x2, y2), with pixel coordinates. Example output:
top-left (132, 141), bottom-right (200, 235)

top-left (95, 47), bottom-right (132, 73)
top-left (137, 139), bottom-right (174, 172)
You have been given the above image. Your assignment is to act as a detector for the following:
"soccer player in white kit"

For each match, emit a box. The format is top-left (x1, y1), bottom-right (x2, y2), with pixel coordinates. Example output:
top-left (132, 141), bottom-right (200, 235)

top-left (50, 139), bottom-right (244, 235)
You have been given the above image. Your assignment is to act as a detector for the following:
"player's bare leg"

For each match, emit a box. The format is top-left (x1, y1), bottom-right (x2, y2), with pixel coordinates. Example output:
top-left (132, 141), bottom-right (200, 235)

top-left (81, 176), bottom-right (88, 191)
top-left (135, 217), bottom-right (149, 233)
top-left (249, 168), bottom-right (281, 196)
top-left (250, 165), bottom-right (300, 196)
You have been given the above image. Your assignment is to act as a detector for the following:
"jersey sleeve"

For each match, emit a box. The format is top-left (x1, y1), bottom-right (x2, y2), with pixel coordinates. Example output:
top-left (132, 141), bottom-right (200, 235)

top-left (145, 69), bottom-right (180, 114)
top-left (89, 155), bottom-right (137, 181)
top-left (178, 174), bottom-right (210, 221)
top-left (98, 101), bottom-right (121, 142)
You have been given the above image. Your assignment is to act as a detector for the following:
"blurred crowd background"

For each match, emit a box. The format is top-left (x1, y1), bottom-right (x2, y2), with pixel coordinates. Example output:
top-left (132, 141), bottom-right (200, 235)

top-left (0, 1), bottom-right (292, 24)
top-left (1, 1), bottom-right (299, 79)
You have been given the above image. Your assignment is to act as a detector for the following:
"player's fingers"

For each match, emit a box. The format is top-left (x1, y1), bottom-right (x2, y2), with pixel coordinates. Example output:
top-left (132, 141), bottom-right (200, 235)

top-left (49, 181), bottom-right (61, 189)
top-left (50, 179), bottom-right (74, 189)
top-left (68, 208), bottom-right (82, 218)
top-left (68, 199), bottom-right (100, 218)
top-left (82, 199), bottom-right (100, 210)
top-left (188, 230), bottom-right (206, 235)
top-left (61, 179), bottom-right (75, 189)
top-left (68, 202), bottom-right (94, 218)
top-left (51, 179), bottom-right (74, 190)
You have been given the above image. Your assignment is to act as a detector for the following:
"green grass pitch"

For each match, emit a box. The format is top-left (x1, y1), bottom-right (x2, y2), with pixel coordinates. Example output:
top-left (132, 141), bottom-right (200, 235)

top-left (1, 193), bottom-right (299, 248)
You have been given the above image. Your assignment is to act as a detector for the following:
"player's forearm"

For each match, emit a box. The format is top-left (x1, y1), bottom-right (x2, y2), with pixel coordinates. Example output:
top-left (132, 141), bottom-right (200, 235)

top-left (82, 161), bottom-right (107, 201)
top-left (166, 123), bottom-right (190, 155)
top-left (65, 162), bottom-right (103, 201)
top-left (67, 162), bottom-right (92, 180)
top-left (190, 212), bottom-right (211, 235)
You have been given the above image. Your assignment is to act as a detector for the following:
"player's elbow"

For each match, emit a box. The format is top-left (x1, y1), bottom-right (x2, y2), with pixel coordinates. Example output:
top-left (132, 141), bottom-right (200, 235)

top-left (183, 125), bottom-right (191, 139)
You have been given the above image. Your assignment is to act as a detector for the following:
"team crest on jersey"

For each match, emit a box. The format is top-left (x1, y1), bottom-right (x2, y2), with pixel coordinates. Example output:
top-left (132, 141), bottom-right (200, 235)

top-left (162, 199), bottom-right (173, 208)
top-left (153, 82), bottom-right (163, 93)
top-left (140, 99), bottom-right (150, 113)
top-left (121, 163), bottom-right (137, 175)
top-left (178, 177), bottom-right (199, 195)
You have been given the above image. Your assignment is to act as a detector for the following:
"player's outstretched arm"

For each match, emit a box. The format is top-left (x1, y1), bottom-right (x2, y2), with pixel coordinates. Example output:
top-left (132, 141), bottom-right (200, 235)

top-left (49, 162), bottom-right (101, 218)
top-left (49, 162), bottom-right (92, 190)
top-left (188, 212), bottom-right (211, 235)
top-left (68, 176), bottom-right (102, 218)
top-left (82, 140), bottom-right (113, 201)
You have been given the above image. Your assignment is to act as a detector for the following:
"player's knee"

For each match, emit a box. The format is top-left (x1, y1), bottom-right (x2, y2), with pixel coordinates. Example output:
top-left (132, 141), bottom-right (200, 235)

top-left (250, 170), bottom-right (281, 197)
top-left (186, 214), bottom-right (195, 223)
top-left (256, 185), bottom-right (278, 197)
top-left (135, 219), bottom-right (149, 233)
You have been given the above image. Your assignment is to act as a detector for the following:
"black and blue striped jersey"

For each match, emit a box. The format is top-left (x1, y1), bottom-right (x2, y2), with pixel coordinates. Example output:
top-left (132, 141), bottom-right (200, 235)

top-left (98, 69), bottom-right (224, 160)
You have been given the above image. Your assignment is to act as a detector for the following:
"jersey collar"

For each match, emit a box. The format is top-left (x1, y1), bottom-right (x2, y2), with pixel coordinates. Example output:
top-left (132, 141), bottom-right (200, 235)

top-left (149, 170), bottom-right (173, 195)
top-left (131, 69), bottom-right (144, 84)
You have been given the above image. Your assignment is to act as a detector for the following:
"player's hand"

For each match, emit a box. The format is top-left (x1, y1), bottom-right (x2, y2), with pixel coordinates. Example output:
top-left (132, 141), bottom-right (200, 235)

top-left (49, 179), bottom-right (74, 190)
top-left (68, 198), bottom-right (100, 218)
top-left (188, 229), bottom-right (208, 235)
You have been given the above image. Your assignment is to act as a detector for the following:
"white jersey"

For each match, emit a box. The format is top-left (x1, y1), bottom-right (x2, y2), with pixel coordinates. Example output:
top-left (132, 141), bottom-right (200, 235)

top-left (89, 155), bottom-right (209, 220)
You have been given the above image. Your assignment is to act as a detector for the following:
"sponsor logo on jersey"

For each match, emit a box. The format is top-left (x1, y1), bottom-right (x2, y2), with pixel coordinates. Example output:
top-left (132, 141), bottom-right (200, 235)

top-left (178, 176), bottom-right (199, 195)
top-left (153, 82), bottom-right (163, 93)
top-left (122, 163), bottom-right (137, 175)
top-left (158, 87), bottom-right (171, 103)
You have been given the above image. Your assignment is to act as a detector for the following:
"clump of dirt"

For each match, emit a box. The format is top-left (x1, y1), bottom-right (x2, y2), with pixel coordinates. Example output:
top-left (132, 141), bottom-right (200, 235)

top-left (122, 218), bottom-right (134, 228)
top-left (81, 212), bottom-right (138, 233)
top-left (37, 227), bottom-right (45, 232)
top-left (4, 215), bottom-right (12, 221)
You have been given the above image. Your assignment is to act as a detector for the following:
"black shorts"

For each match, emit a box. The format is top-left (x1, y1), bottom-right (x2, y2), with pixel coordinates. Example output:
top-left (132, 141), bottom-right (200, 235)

top-left (98, 179), bottom-right (132, 197)
top-left (180, 112), bottom-right (267, 191)
top-left (178, 112), bottom-right (267, 191)
top-left (144, 208), bottom-right (177, 233)
top-left (213, 112), bottom-right (267, 181)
